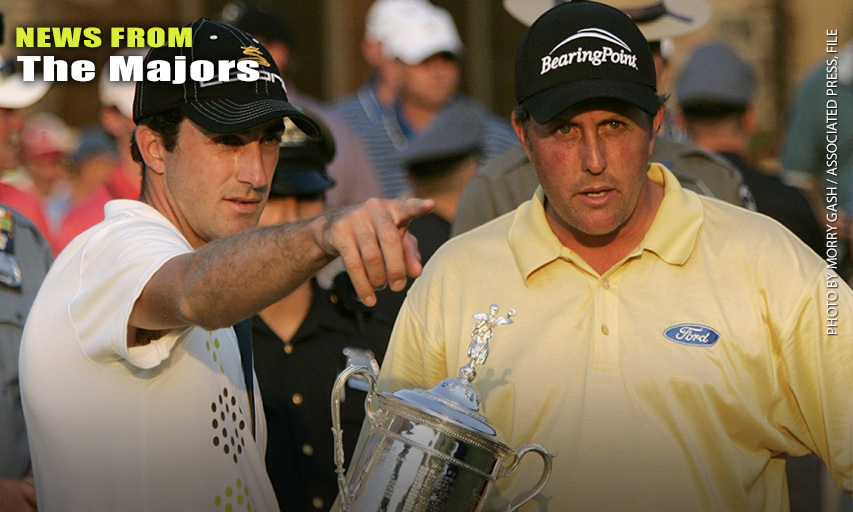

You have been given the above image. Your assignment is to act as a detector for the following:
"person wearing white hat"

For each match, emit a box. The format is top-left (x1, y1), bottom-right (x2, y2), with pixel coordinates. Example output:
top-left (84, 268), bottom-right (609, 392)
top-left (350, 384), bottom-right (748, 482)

top-left (0, 49), bottom-right (53, 234)
top-left (361, 0), bottom-right (430, 109)
top-left (451, 0), bottom-right (754, 237)
top-left (333, 0), bottom-right (436, 200)
top-left (338, 2), bottom-right (519, 200)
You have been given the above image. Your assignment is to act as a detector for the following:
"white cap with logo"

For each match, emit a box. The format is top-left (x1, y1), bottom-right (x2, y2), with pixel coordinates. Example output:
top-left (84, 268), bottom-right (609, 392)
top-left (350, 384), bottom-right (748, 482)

top-left (383, 4), bottom-right (463, 65)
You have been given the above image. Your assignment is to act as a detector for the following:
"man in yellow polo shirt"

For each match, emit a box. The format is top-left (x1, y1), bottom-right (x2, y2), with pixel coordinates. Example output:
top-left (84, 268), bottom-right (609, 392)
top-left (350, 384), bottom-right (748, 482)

top-left (367, 2), bottom-right (852, 510)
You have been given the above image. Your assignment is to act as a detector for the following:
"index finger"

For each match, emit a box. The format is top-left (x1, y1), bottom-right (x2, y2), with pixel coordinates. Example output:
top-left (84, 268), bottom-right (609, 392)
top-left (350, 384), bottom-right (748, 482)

top-left (394, 198), bottom-right (435, 228)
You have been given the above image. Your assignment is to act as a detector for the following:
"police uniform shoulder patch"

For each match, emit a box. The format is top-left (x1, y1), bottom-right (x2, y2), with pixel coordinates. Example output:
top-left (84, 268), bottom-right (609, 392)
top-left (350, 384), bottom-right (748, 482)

top-left (0, 207), bottom-right (23, 289)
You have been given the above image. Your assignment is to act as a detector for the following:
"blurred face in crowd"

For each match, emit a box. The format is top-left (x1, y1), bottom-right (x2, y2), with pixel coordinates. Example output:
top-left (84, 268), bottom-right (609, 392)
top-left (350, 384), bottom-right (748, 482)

top-left (0, 108), bottom-right (25, 171)
top-left (398, 52), bottom-right (460, 111)
top-left (100, 106), bottom-right (138, 146)
top-left (139, 118), bottom-right (283, 248)
top-left (22, 151), bottom-right (70, 195)
top-left (259, 194), bottom-right (325, 227)
top-left (513, 99), bottom-right (664, 244)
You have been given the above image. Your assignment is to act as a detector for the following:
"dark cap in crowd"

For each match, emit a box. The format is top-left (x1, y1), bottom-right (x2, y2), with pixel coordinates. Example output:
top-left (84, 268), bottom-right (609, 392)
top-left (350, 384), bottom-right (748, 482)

top-left (271, 108), bottom-right (336, 197)
top-left (504, 0), bottom-right (711, 42)
top-left (218, 1), bottom-right (292, 46)
top-left (132, 18), bottom-right (317, 136)
top-left (72, 127), bottom-right (118, 168)
top-left (515, 1), bottom-right (658, 124)
top-left (677, 42), bottom-right (755, 112)
top-left (399, 102), bottom-right (484, 175)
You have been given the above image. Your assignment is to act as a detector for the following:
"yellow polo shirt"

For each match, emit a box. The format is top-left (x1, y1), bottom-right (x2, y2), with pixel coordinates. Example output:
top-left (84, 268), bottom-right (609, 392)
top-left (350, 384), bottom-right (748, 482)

top-left (378, 164), bottom-right (852, 511)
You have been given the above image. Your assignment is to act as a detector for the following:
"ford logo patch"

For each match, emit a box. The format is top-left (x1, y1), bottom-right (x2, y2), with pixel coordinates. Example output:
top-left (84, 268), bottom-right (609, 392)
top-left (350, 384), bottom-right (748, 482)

top-left (664, 324), bottom-right (720, 347)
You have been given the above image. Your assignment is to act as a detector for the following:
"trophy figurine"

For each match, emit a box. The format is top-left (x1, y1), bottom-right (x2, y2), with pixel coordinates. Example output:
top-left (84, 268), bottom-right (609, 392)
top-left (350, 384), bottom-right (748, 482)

top-left (331, 305), bottom-right (555, 511)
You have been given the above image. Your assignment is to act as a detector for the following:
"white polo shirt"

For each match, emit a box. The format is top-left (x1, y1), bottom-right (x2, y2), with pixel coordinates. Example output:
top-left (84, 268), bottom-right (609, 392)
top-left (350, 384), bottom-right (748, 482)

top-left (20, 200), bottom-right (278, 512)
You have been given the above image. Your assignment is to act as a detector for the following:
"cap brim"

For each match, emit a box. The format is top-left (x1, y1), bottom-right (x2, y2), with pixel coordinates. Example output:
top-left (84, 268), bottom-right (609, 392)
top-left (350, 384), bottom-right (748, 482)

top-left (0, 75), bottom-right (51, 109)
top-left (181, 98), bottom-right (320, 137)
top-left (503, 0), bottom-right (711, 41)
top-left (524, 79), bottom-right (659, 124)
top-left (635, 0), bottom-right (711, 41)
top-left (397, 45), bottom-right (461, 65)
top-left (270, 169), bottom-right (336, 196)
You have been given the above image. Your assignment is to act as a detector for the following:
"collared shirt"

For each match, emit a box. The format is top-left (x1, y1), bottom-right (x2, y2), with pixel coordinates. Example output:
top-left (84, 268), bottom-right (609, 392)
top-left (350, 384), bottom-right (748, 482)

top-left (333, 81), bottom-right (410, 199)
top-left (253, 280), bottom-right (393, 512)
top-left (376, 164), bottom-right (852, 511)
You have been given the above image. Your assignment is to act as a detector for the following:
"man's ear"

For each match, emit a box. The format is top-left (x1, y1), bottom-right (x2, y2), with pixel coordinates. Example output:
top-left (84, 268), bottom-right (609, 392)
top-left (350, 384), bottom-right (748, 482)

top-left (134, 125), bottom-right (168, 176)
top-left (741, 106), bottom-right (758, 137)
top-left (511, 111), bottom-right (533, 162)
top-left (648, 105), bottom-right (666, 156)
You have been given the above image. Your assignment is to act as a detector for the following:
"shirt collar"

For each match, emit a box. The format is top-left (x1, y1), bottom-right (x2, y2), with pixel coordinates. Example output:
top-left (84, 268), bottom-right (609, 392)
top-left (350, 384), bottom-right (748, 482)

top-left (508, 163), bottom-right (704, 282)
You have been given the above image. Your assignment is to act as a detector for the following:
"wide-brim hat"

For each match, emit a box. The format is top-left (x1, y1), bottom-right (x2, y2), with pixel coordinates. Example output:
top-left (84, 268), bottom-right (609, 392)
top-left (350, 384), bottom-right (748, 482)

top-left (504, 0), bottom-right (711, 41)
top-left (0, 53), bottom-right (51, 109)
top-left (132, 18), bottom-right (318, 136)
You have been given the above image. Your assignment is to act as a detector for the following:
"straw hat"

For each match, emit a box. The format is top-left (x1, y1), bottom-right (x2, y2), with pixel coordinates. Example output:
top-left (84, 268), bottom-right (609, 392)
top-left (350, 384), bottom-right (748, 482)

top-left (503, 0), bottom-right (711, 41)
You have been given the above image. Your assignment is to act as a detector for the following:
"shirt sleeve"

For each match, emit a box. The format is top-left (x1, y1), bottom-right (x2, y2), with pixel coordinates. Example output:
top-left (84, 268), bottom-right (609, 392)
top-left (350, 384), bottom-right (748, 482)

top-left (773, 267), bottom-right (852, 491)
top-left (69, 216), bottom-right (190, 369)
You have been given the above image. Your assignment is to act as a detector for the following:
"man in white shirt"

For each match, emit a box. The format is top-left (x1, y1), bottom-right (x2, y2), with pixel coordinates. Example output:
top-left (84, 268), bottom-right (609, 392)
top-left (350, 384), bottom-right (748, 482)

top-left (20, 18), bottom-right (431, 512)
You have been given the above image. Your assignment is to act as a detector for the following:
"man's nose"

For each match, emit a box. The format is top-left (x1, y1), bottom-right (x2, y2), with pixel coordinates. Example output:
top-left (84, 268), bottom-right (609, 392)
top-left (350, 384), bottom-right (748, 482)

top-left (581, 132), bottom-right (606, 175)
top-left (236, 142), bottom-right (270, 189)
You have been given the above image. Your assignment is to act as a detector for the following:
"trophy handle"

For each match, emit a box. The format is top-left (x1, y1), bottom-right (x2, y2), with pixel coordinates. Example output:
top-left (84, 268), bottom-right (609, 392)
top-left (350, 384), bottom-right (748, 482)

top-left (331, 365), bottom-right (378, 512)
top-left (498, 444), bottom-right (557, 512)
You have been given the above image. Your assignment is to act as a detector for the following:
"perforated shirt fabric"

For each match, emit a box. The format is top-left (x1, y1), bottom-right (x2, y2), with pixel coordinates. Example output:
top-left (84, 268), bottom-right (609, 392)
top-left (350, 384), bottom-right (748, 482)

top-left (19, 200), bottom-right (278, 512)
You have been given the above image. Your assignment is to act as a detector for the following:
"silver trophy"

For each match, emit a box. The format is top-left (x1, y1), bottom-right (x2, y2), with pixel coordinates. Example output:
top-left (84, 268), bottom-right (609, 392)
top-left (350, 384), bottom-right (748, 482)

top-left (332, 305), bottom-right (555, 511)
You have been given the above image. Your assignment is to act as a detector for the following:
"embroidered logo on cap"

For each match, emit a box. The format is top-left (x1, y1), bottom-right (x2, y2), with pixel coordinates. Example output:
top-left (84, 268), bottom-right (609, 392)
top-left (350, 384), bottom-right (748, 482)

top-left (239, 46), bottom-right (271, 67)
top-left (663, 324), bottom-right (720, 347)
top-left (541, 28), bottom-right (638, 75)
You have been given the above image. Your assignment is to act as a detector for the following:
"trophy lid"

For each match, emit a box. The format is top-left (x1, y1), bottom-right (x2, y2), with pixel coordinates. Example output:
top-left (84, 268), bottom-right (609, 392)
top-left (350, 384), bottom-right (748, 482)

top-left (387, 305), bottom-right (516, 440)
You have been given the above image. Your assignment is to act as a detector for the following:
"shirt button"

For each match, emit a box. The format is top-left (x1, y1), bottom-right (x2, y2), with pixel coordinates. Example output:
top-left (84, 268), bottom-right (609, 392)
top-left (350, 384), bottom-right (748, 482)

top-left (601, 279), bottom-right (611, 289)
top-left (283, 343), bottom-right (294, 355)
top-left (601, 325), bottom-right (609, 335)
top-left (292, 393), bottom-right (303, 405)
top-left (302, 443), bottom-right (314, 456)
top-left (312, 497), bottom-right (324, 509)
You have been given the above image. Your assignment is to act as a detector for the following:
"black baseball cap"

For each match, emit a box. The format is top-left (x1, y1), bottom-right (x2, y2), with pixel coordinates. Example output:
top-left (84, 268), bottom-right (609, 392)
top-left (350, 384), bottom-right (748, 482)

top-left (270, 108), bottom-right (336, 197)
top-left (132, 18), bottom-right (317, 136)
top-left (515, 1), bottom-right (658, 124)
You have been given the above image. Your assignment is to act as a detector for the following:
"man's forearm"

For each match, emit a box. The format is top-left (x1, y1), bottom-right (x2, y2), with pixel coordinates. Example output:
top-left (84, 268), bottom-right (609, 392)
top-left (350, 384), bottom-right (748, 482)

top-left (134, 215), bottom-right (332, 332)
